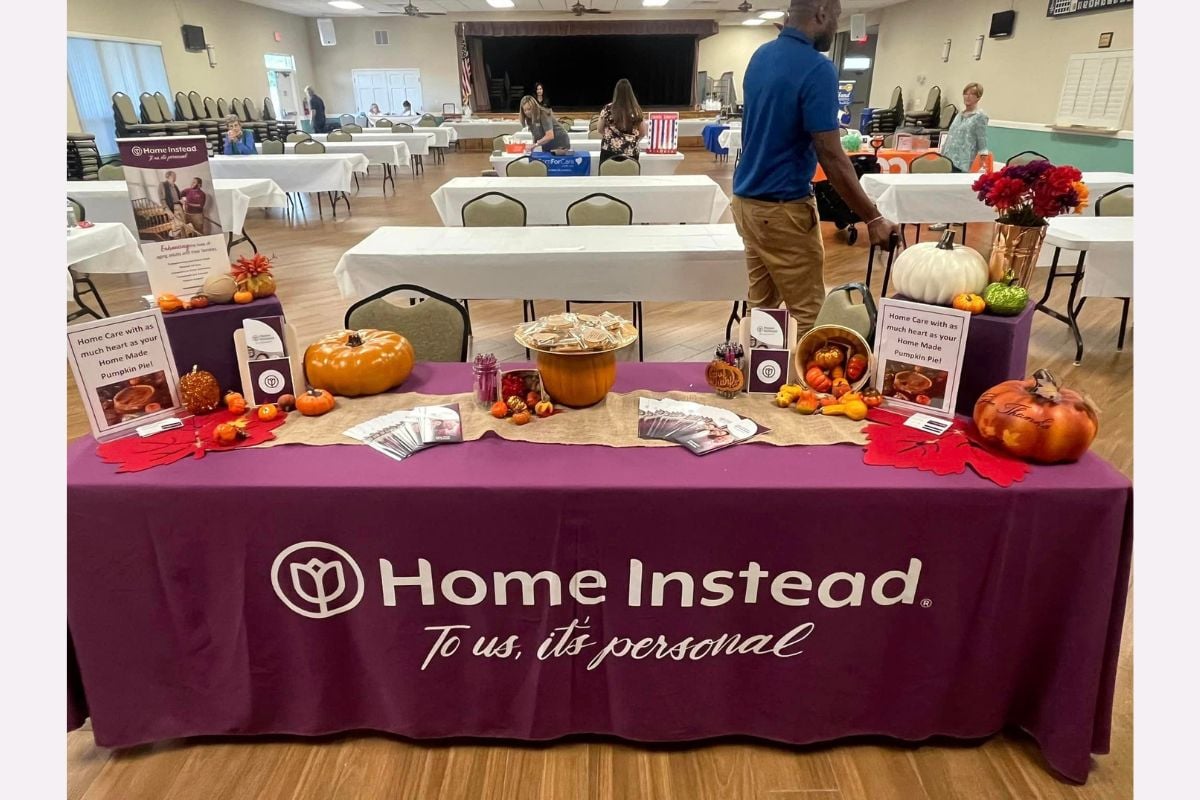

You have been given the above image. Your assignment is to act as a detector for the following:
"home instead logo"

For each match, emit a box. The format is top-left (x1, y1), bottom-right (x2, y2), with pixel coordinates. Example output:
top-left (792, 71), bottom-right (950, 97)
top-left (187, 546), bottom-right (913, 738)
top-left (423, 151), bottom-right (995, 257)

top-left (271, 541), bottom-right (365, 619)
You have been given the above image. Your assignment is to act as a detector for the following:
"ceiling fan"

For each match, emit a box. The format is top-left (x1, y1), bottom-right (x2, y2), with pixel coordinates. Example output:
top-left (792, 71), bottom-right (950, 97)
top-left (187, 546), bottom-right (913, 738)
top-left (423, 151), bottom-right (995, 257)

top-left (737, 1), bottom-right (753, 11)
top-left (383, 3), bottom-right (446, 17)
top-left (569, 2), bottom-right (611, 15)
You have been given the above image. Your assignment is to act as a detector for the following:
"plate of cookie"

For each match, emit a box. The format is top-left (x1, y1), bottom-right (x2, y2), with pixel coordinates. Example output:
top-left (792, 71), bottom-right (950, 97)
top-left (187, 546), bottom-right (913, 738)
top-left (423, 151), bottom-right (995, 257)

top-left (515, 311), bottom-right (639, 355)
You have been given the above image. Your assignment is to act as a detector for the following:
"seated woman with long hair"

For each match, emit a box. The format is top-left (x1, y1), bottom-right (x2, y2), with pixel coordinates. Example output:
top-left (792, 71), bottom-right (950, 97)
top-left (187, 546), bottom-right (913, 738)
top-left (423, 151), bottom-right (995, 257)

top-left (519, 95), bottom-right (570, 153)
top-left (600, 79), bottom-right (648, 165)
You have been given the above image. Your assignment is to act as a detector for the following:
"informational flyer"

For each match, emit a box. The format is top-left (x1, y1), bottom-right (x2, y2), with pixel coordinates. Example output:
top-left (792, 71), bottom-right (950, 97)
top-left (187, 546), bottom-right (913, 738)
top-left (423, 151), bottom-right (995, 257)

top-left (743, 308), bottom-right (793, 393)
top-left (872, 298), bottom-right (970, 418)
top-left (66, 309), bottom-right (182, 441)
top-left (242, 317), bottom-right (295, 405)
top-left (116, 135), bottom-right (228, 298)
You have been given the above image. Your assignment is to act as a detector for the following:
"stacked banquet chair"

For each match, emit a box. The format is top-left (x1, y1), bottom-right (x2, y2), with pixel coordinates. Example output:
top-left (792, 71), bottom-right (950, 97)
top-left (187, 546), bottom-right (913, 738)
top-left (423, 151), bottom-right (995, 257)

top-left (174, 92), bottom-right (221, 153)
top-left (903, 86), bottom-right (942, 129)
top-left (263, 96), bottom-right (297, 140)
top-left (867, 86), bottom-right (904, 135)
top-left (67, 134), bottom-right (101, 180)
top-left (112, 91), bottom-right (170, 139)
top-left (230, 98), bottom-right (267, 144)
top-left (203, 97), bottom-right (232, 147)
top-left (139, 92), bottom-right (191, 138)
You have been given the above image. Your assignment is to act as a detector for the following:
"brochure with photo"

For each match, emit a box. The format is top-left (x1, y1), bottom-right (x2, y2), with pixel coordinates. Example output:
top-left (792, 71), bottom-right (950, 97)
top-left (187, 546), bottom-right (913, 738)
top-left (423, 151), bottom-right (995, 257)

top-left (637, 398), bottom-right (767, 456)
top-left (345, 404), bottom-right (463, 462)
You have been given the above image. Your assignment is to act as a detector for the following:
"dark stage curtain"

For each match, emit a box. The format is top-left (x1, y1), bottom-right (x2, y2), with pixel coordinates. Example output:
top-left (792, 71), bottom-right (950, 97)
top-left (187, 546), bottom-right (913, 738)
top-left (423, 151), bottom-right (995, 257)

top-left (463, 20), bottom-right (718, 38)
top-left (479, 35), bottom-right (699, 109)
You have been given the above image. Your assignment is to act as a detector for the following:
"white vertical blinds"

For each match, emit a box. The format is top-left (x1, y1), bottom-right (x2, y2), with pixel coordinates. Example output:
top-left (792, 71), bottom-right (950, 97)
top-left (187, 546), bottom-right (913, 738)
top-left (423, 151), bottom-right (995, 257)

top-left (1055, 50), bottom-right (1132, 131)
top-left (68, 36), bottom-right (172, 156)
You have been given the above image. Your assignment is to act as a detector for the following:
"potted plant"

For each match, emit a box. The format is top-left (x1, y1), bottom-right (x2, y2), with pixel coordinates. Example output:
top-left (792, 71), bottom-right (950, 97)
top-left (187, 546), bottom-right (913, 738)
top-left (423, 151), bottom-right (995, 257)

top-left (972, 161), bottom-right (1089, 287)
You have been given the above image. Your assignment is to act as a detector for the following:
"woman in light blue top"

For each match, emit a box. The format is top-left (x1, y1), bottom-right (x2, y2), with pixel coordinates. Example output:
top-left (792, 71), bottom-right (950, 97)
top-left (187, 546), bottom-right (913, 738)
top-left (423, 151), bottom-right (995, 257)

top-left (941, 82), bottom-right (988, 172)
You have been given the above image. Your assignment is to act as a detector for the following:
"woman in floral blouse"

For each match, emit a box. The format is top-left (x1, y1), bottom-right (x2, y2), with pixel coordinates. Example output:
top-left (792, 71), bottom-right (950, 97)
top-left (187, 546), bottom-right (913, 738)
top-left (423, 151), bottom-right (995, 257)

top-left (599, 79), bottom-right (648, 165)
top-left (941, 82), bottom-right (989, 172)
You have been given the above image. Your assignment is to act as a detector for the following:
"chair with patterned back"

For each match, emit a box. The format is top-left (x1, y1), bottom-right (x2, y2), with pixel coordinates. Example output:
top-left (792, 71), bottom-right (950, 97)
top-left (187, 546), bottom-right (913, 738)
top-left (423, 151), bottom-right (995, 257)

top-left (506, 156), bottom-right (548, 177)
top-left (599, 156), bottom-right (641, 176)
top-left (345, 284), bottom-right (471, 363)
top-left (564, 193), bottom-right (642, 360)
top-left (327, 130), bottom-right (353, 142)
top-left (286, 131), bottom-right (312, 143)
top-left (1006, 150), bottom-right (1050, 167)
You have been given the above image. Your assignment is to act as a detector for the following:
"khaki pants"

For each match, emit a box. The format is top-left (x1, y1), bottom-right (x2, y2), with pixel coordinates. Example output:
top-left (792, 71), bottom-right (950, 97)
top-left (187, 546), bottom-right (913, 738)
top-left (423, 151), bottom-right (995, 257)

top-left (187, 212), bottom-right (207, 236)
top-left (731, 195), bottom-right (826, 332)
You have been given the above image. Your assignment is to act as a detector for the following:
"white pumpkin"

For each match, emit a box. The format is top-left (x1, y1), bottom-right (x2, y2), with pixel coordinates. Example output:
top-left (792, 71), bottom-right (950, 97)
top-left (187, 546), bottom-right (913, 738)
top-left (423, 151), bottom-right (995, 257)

top-left (891, 231), bottom-right (988, 306)
top-left (202, 274), bottom-right (238, 304)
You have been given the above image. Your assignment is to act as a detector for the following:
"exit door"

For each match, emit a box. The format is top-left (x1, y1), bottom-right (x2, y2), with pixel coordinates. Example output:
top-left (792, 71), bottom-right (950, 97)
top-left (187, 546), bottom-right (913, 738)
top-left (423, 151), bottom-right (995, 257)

top-left (268, 69), bottom-right (299, 119)
top-left (833, 28), bottom-right (879, 130)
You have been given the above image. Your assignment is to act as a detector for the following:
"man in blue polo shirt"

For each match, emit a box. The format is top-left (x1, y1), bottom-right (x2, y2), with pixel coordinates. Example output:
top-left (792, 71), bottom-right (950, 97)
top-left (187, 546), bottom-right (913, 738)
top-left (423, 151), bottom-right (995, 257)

top-left (733, 0), bottom-right (898, 331)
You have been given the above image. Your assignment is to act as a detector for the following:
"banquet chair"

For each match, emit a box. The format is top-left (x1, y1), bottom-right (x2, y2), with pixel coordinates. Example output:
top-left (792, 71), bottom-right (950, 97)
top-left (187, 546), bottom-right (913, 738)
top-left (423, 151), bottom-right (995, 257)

top-left (217, 97), bottom-right (231, 118)
top-left (506, 156), bottom-right (549, 177)
top-left (565, 193), bottom-right (642, 361)
top-left (492, 134), bottom-right (508, 153)
top-left (327, 130), bottom-right (353, 142)
top-left (204, 97), bottom-right (230, 147)
top-left (234, 97), bottom-right (270, 142)
top-left (67, 196), bottom-right (110, 321)
top-left (138, 92), bottom-right (189, 136)
top-left (903, 153), bottom-right (966, 249)
top-left (462, 191), bottom-right (530, 326)
top-left (598, 156), bottom-right (640, 176)
top-left (1071, 184), bottom-right (1133, 350)
top-left (151, 92), bottom-right (193, 137)
top-left (904, 85), bottom-right (942, 128)
top-left (931, 102), bottom-right (958, 147)
top-left (292, 139), bottom-right (351, 218)
top-left (187, 91), bottom-right (224, 152)
top-left (339, 114), bottom-right (356, 128)
top-left (1006, 150), bottom-right (1049, 167)
top-left (559, 117), bottom-right (574, 130)
top-left (356, 113), bottom-right (369, 128)
top-left (263, 96), bottom-right (297, 140)
top-left (261, 139), bottom-right (284, 154)
top-left (345, 284), bottom-right (471, 362)
top-left (98, 163), bottom-right (125, 181)
top-left (112, 92), bottom-right (166, 138)
top-left (868, 86), bottom-right (903, 134)
top-left (394, 123), bottom-right (414, 133)
top-left (374, 118), bottom-right (394, 129)
top-left (341, 124), bottom-right (363, 133)
top-left (286, 131), bottom-right (312, 142)
top-left (417, 114), bottom-right (438, 128)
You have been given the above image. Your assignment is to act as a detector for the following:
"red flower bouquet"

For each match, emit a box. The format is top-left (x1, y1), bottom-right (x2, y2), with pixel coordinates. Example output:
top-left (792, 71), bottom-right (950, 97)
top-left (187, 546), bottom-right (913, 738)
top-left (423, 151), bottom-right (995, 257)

top-left (972, 161), bottom-right (1089, 227)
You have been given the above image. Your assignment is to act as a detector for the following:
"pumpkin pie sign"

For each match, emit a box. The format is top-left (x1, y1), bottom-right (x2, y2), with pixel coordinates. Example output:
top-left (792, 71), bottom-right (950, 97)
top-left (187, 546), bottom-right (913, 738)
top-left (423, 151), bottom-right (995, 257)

top-left (872, 298), bottom-right (970, 419)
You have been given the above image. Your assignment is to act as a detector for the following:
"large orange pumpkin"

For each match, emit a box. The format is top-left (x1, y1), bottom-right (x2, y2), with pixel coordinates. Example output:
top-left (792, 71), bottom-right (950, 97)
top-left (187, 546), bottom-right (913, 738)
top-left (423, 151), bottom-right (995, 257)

top-left (973, 369), bottom-right (1099, 464)
top-left (536, 350), bottom-right (616, 408)
top-left (303, 329), bottom-right (414, 397)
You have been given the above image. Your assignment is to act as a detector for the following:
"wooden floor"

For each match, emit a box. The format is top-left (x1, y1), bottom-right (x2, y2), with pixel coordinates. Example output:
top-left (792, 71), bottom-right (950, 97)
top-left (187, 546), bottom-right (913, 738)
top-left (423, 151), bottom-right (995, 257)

top-left (67, 148), bottom-right (1132, 799)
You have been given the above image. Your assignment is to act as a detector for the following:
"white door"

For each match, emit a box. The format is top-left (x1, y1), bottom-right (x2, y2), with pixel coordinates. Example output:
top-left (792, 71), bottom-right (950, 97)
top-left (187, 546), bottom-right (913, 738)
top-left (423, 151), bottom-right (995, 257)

top-left (353, 69), bottom-right (421, 115)
top-left (269, 70), bottom-right (299, 119)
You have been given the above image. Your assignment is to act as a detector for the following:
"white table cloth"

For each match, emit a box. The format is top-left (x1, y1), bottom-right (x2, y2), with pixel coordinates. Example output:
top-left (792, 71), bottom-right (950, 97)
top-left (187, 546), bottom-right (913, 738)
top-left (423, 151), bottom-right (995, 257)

top-left (860, 172), bottom-right (1134, 224)
top-left (718, 128), bottom-right (742, 160)
top-left (680, 118), bottom-right (720, 138)
top-left (66, 178), bottom-right (284, 238)
top-left (349, 128), bottom-right (454, 147)
top-left (430, 176), bottom-right (731, 226)
top-left (209, 153), bottom-right (369, 193)
top-left (334, 224), bottom-right (748, 303)
top-left (367, 114), bottom-right (423, 126)
top-left (264, 140), bottom-right (412, 167)
top-left (443, 120), bottom-right (523, 140)
top-left (314, 132), bottom-right (432, 157)
top-left (67, 222), bottom-right (146, 274)
top-left (489, 151), bottom-right (685, 176)
top-left (511, 132), bottom-right (651, 149)
top-left (1045, 216), bottom-right (1133, 298)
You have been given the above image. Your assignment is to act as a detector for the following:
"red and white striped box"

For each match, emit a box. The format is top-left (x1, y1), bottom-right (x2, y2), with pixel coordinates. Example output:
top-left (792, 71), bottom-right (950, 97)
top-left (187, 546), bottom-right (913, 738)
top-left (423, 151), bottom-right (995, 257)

top-left (646, 112), bottom-right (679, 154)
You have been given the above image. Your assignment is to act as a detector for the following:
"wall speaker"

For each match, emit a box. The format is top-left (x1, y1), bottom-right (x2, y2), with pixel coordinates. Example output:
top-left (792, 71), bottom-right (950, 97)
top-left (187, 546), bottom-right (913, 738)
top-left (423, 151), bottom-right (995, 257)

top-left (989, 10), bottom-right (1016, 39)
top-left (850, 14), bottom-right (867, 42)
top-left (317, 18), bottom-right (337, 47)
top-left (181, 25), bottom-right (206, 52)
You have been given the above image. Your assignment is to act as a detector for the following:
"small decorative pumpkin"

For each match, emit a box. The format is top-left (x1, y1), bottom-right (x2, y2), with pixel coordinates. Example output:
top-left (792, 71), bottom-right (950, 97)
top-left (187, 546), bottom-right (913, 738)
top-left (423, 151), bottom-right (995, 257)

top-left (490, 400), bottom-right (509, 419)
top-left (156, 293), bottom-right (184, 313)
top-left (231, 253), bottom-right (277, 299)
top-left (506, 396), bottom-right (528, 414)
top-left (535, 350), bottom-right (617, 408)
top-left (510, 410), bottom-right (532, 425)
top-left (256, 403), bottom-right (280, 422)
top-left (891, 230), bottom-right (989, 306)
top-left (179, 365), bottom-right (221, 414)
top-left (861, 387), bottom-right (884, 408)
top-left (804, 366), bottom-right (832, 393)
top-left (983, 271), bottom-right (1030, 317)
top-left (295, 388), bottom-right (336, 416)
top-left (535, 400), bottom-right (554, 418)
top-left (846, 354), bottom-right (868, 381)
top-left (813, 346), bottom-right (844, 369)
top-left (202, 274), bottom-right (238, 304)
top-left (189, 294), bottom-right (210, 309)
top-left (973, 369), bottom-right (1099, 464)
top-left (224, 391), bottom-right (247, 414)
top-left (212, 422), bottom-right (239, 445)
top-left (277, 393), bottom-right (296, 412)
top-left (304, 329), bottom-right (415, 397)
top-left (952, 293), bottom-right (986, 315)
top-left (233, 288), bottom-right (254, 304)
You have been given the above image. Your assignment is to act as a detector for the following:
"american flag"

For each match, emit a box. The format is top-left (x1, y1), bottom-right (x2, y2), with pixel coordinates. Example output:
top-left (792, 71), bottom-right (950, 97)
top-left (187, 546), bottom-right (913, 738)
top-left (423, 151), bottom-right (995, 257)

top-left (457, 25), bottom-right (472, 109)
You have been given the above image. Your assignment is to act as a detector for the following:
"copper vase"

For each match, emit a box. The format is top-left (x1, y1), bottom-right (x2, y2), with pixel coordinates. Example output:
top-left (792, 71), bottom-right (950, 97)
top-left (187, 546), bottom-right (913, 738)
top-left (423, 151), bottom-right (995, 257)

top-left (987, 223), bottom-right (1048, 287)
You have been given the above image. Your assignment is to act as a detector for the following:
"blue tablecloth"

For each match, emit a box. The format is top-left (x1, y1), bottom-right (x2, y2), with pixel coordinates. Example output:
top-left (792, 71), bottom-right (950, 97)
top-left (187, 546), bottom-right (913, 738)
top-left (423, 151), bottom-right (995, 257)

top-left (531, 151), bottom-right (591, 176)
top-left (702, 124), bottom-right (729, 156)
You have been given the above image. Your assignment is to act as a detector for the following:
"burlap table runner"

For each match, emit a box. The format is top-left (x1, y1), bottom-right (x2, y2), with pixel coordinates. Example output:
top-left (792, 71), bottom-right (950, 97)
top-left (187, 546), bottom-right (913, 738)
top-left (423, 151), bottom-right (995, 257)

top-left (262, 391), bottom-right (867, 449)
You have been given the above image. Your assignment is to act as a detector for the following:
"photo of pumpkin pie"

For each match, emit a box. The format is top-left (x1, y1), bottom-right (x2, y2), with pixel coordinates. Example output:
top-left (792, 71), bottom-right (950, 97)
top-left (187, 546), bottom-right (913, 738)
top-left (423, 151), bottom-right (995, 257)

top-left (97, 371), bottom-right (173, 425)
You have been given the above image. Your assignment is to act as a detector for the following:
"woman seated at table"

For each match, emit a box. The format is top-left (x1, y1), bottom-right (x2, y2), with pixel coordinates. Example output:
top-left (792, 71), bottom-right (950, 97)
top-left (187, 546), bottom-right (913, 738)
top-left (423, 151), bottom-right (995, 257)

top-left (369, 103), bottom-right (382, 115)
top-left (599, 79), bottom-right (648, 165)
top-left (519, 95), bottom-right (570, 154)
top-left (222, 116), bottom-right (256, 155)
top-left (940, 82), bottom-right (989, 172)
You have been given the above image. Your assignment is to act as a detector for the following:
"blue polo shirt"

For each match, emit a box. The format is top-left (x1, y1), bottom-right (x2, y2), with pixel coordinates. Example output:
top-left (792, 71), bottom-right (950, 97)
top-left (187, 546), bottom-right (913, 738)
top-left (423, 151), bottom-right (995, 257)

top-left (733, 27), bottom-right (839, 202)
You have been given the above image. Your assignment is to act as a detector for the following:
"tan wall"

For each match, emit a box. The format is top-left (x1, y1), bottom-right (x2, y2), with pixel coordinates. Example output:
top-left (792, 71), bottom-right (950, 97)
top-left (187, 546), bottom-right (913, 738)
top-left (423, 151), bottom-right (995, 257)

top-left (870, 0), bottom-right (1133, 129)
top-left (698, 25), bottom-right (779, 101)
top-left (67, 0), bottom-right (316, 133)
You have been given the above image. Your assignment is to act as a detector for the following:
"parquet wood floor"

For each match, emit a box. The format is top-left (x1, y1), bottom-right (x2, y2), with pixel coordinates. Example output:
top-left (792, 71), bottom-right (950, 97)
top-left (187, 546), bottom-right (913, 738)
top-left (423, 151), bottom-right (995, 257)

top-left (67, 148), bottom-right (1132, 799)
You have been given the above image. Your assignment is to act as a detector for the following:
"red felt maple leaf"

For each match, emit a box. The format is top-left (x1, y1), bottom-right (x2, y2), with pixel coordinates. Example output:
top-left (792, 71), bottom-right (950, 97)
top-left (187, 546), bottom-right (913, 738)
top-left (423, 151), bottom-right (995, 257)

top-left (96, 410), bottom-right (286, 473)
top-left (860, 413), bottom-right (1028, 488)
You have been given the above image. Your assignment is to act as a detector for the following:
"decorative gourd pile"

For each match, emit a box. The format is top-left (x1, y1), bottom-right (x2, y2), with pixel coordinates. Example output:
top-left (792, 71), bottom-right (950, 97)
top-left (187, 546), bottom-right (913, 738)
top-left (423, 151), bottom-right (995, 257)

top-left (155, 253), bottom-right (278, 314)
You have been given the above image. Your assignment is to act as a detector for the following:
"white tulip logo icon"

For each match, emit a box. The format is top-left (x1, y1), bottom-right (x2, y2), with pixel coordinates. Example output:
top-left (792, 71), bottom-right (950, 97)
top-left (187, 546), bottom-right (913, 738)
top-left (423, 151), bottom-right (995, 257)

top-left (272, 542), bottom-right (364, 618)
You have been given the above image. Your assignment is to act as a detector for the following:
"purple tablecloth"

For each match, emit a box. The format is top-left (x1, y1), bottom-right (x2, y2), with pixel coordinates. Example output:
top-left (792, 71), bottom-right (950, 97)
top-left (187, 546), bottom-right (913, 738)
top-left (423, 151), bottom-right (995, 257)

top-left (163, 296), bottom-right (285, 396)
top-left (67, 363), bottom-right (1131, 783)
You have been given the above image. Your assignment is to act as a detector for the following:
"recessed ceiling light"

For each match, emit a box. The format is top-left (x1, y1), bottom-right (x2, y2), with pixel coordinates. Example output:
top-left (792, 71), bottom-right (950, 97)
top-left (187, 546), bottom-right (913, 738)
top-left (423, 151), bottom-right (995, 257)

top-left (327, 1), bottom-right (363, 9)
top-left (486, 0), bottom-right (515, 7)
top-left (742, 19), bottom-right (768, 26)
top-left (643, 0), bottom-right (670, 6)
top-left (759, 10), bottom-right (784, 19)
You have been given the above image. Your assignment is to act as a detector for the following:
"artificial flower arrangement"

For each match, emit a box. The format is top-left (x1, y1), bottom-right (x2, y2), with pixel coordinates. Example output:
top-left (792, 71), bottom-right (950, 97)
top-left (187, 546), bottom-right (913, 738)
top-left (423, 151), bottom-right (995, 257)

top-left (971, 160), bottom-right (1089, 226)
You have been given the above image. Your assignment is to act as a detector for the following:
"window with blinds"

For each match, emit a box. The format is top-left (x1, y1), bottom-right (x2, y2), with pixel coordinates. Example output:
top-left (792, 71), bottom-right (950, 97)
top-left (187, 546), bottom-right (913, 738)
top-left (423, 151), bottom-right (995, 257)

top-left (1055, 50), bottom-right (1132, 131)
top-left (67, 35), bottom-right (172, 156)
